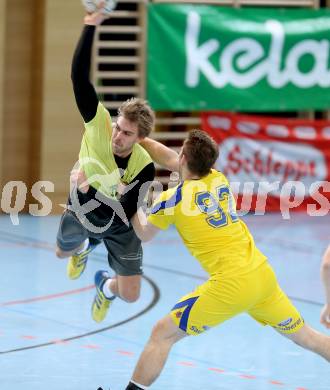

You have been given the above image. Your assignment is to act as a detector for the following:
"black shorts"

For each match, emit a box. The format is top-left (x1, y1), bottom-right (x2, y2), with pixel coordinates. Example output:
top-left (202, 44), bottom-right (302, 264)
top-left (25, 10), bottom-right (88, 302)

top-left (56, 210), bottom-right (143, 276)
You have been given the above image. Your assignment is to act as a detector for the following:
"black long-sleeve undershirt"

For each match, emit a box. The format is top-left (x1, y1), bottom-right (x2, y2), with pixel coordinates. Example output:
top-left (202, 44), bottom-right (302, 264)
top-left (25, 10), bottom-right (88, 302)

top-left (70, 25), bottom-right (155, 227)
top-left (71, 25), bottom-right (99, 123)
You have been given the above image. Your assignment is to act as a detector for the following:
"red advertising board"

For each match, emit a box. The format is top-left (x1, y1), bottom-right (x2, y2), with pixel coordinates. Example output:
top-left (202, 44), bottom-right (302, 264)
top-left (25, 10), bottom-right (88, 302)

top-left (201, 112), bottom-right (330, 214)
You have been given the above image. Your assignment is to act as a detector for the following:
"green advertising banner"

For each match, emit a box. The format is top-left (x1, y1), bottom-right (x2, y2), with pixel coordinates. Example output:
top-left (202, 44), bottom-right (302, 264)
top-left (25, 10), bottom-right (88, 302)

top-left (147, 5), bottom-right (330, 111)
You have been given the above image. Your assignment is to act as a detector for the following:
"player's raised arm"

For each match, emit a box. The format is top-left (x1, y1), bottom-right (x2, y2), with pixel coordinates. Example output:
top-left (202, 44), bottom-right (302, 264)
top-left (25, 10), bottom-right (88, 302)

top-left (139, 137), bottom-right (179, 172)
top-left (71, 2), bottom-right (110, 123)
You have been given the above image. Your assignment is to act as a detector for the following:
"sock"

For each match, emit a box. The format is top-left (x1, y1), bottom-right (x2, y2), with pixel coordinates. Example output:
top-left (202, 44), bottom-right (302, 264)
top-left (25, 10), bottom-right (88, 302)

top-left (76, 238), bottom-right (89, 254)
top-left (131, 380), bottom-right (149, 390)
top-left (126, 381), bottom-right (149, 390)
top-left (102, 278), bottom-right (116, 300)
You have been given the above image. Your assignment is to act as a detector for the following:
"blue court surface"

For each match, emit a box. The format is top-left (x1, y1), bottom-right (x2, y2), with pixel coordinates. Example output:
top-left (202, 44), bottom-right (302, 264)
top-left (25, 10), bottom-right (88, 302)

top-left (0, 213), bottom-right (329, 390)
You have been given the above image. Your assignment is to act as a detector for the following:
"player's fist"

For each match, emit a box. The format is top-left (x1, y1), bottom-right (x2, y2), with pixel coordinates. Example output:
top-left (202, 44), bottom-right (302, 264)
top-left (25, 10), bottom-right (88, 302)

top-left (70, 169), bottom-right (89, 194)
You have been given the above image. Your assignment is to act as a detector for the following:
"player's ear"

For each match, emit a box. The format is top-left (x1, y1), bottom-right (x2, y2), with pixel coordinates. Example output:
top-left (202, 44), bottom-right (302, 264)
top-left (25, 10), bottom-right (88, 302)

top-left (180, 152), bottom-right (186, 163)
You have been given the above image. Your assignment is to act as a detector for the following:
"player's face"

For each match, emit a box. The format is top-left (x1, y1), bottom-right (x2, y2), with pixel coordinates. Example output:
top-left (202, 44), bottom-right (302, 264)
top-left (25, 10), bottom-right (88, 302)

top-left (112, 116), bottom-right (141, 157)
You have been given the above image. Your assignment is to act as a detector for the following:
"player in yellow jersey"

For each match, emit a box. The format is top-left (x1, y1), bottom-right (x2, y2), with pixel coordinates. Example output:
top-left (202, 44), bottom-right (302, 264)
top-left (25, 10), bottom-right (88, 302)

top-left (320, 244), bottom-right (330, 328)
top-left (122, 130), bottom-right (330, 390)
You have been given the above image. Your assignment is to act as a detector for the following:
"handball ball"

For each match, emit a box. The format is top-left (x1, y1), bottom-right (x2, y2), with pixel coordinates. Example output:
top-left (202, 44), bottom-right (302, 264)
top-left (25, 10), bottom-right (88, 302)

top-left (81, 0), bottom-right (117, 15)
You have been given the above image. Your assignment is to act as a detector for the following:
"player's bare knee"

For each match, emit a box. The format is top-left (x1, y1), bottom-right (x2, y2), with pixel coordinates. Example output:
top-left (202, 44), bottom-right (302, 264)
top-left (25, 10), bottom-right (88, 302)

top-left (120, 288), bottom-right (140, 303)
top-left (290, 334), bottom-right (308, 348)
top-left (55, 247), bottom-right (67, 259)
top-left (287, 325), bottom-right (316, 351)
top-left (150, 318), bottom-right (169, 342)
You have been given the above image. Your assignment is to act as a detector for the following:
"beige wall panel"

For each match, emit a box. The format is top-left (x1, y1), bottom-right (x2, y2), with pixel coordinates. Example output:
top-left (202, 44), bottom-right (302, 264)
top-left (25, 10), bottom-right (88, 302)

top-left (1, 0), bottom-right (35, 186)
top-left (41, 1), bottom-right (85, 212)
top-left (0, 0), bottom-right (45, 214)
top-left (0, 0), bottom-right (5, 186)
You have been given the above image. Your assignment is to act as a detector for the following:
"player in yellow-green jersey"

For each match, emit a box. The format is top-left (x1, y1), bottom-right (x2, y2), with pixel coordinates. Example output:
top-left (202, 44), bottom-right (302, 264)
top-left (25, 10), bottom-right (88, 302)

top-left (55, 6), bottom-right (155, 324)
top-left (122, 130), bottom-right (330, 390)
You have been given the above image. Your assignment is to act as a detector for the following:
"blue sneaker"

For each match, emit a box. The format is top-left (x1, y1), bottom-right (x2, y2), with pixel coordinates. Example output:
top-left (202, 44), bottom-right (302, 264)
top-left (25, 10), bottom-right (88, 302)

top-left (92, 270), bottom-right (114, 322)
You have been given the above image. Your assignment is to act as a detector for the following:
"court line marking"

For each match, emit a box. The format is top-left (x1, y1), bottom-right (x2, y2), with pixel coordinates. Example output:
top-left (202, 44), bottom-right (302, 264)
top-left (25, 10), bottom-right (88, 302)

top-left (0, 230), bottom-right (323, 307)
top-left (0, 274), bottom-right (160, 355)
top-left (1, 285), bottom-right (94, 306)
top-left (0, 226), bottom-right (325, 389)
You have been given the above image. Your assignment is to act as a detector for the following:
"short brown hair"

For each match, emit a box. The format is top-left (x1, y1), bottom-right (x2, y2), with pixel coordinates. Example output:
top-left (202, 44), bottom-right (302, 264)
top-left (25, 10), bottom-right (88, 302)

top-left (183, 130), bottom-right (219, 177)
top-left (118, 98), bottom-right (155, 138)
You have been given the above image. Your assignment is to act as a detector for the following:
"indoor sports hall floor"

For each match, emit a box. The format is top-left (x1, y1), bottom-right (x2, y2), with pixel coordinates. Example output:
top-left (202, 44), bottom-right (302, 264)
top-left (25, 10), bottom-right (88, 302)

top-left (0, 212), bottom-right (329, 390)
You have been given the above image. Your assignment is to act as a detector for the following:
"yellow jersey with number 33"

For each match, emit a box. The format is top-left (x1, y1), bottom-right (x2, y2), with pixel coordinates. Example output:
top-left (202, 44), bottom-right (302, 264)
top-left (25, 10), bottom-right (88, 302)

top-left (148, 169), bottom-right (266, 277)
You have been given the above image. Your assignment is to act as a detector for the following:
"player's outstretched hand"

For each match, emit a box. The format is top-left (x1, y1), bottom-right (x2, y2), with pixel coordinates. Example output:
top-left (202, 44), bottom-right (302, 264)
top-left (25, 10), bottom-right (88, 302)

top-left (320, 303), bottom-right (330, 329)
